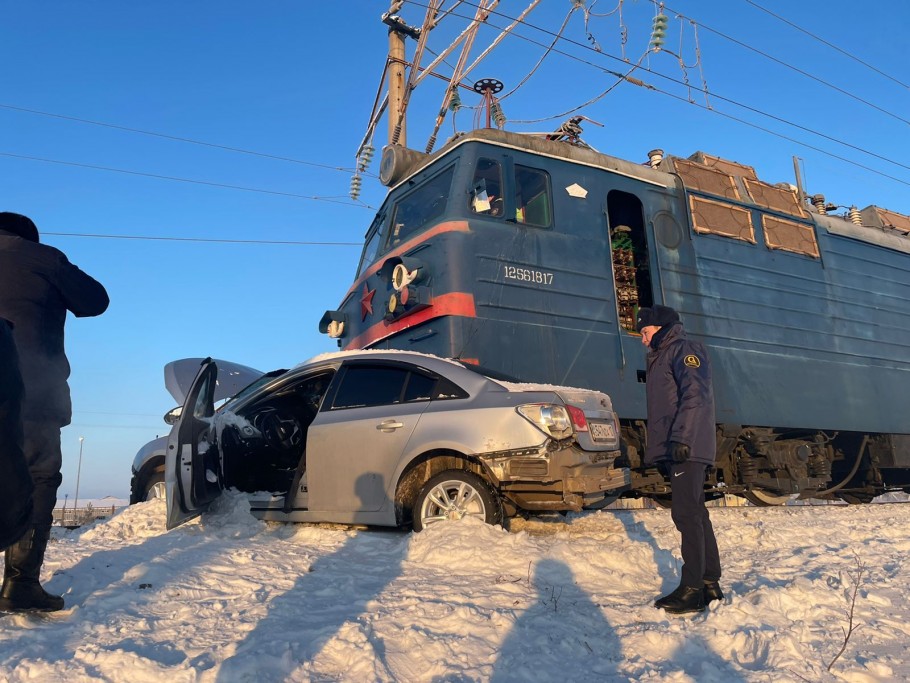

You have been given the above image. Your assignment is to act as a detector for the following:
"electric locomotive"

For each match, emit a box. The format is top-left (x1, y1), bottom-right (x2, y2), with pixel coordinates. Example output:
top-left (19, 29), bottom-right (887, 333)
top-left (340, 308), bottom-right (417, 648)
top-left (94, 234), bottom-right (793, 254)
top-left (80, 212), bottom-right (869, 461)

top-left (320, 127), bottom-right (910, 505)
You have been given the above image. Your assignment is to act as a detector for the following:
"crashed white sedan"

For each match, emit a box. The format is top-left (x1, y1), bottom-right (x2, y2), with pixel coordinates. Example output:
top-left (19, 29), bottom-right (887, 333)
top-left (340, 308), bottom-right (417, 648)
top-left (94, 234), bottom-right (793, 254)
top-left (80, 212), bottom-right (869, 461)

top-left (165, 351), bottom-right (628, 531)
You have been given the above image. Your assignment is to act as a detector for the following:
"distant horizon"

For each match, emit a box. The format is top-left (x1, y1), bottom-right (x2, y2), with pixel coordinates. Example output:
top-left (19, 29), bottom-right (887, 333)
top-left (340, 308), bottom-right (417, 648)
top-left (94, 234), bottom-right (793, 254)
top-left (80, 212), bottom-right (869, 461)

top-left (54, 496), bottom-right (130, 508)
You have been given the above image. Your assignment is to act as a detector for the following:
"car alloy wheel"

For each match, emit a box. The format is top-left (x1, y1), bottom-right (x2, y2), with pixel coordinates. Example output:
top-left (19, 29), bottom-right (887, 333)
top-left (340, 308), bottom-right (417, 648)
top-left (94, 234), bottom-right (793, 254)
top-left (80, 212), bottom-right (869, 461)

top-left (146, 478), bottom-right (166, 501)
top-left (413, 470), bottom-right (501, 532)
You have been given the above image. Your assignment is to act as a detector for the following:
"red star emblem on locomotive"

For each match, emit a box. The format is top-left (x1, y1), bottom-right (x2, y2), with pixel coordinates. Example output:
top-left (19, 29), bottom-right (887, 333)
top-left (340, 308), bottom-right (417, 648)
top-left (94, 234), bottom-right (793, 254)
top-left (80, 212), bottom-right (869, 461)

top-left (360, 283), bottom-right (376, 321)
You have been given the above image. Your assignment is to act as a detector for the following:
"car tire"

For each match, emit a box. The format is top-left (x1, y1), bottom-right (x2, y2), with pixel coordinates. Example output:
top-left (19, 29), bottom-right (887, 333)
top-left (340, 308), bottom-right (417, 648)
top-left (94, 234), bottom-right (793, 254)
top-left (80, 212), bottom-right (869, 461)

top-left (143, 473), bottom-right (166, 502)
top-left (412, 470), bottom-right (502, 532)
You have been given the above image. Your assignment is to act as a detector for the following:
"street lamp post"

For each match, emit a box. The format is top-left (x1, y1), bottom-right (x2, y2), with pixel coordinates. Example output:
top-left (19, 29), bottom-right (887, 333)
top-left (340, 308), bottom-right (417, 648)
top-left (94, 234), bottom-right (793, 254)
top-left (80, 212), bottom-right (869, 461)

top-left (74, 436), bottom-right (85, 513)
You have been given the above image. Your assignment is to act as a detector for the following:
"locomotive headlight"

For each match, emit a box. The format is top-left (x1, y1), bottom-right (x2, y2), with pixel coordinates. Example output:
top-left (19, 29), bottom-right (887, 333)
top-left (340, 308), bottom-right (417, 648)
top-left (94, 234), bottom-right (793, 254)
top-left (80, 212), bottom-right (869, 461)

top-left (319, 310), bottom-right (346, 336)
top-left (388, 293), bottom-right (399, 314)
top-left (392, 263), bottom-right (418, 291)
top-left (517, 404), bottom-right (573, 440)
top-left (327, 320), bottom-right (345, 338)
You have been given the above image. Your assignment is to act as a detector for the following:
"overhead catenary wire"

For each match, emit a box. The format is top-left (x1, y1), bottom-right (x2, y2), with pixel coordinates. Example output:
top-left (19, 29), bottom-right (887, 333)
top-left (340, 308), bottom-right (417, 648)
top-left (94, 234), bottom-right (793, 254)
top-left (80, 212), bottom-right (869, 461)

top-left (658, 2), bottom-right (910, 127)
top-left (43, 232), bottom-right (362, 246)
top-left (460, 0), bottom-right (544, 82)
top-left (506, 53), bottom-right (649, 123)
top-left (0, 103), bottom-right (361, 174)
top-left (743, 0), bottom-right (910, 91)
top-left (645, 82), bottom-right (910, 189)
top-left (495, 2), bottom-right (577, 102)
top-left (0, 151), bottom-right (374, 208)
top-left (410, 1), bottom-right (910, 183)
top-left (355, 59), bottom-right (393, 162)
top-left (425, 0), bottom-right (499, 153)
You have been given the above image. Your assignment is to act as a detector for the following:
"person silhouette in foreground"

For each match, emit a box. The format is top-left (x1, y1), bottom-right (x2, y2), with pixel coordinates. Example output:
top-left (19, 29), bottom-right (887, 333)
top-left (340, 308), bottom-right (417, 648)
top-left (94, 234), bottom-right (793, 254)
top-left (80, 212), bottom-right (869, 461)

top-left (0, 212), bottom-right (109, 612)
top-left (637, 305), bottom-right (723, 615)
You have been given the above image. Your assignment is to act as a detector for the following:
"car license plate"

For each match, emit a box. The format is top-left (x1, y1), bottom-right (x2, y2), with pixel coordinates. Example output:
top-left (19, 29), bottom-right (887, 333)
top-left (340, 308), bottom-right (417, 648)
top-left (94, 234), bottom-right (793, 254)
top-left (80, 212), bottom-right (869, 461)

top-left (590, 421), bottom-right (616, 442)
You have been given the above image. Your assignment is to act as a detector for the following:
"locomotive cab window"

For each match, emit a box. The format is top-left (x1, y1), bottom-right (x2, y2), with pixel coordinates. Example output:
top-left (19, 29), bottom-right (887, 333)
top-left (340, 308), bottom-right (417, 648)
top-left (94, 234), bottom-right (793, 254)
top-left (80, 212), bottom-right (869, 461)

top-left (470, 158), bottom-right (504, 218)
top-left (514, 165), bottom-right (552, 227)
top-left (386, 165), bottom-right (455, 249)
top-left (357, 212), bottom-right (386, 277)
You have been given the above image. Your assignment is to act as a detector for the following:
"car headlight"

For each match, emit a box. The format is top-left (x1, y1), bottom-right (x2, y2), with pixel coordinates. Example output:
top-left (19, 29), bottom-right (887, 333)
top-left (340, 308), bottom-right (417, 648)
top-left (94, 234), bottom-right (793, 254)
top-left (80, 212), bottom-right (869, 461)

top-left (517, 404), bottom-right (573, 440)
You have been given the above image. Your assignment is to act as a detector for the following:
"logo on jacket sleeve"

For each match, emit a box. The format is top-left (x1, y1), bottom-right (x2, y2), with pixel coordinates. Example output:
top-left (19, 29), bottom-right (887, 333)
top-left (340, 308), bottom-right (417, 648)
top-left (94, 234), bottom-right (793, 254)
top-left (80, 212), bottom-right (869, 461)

top-left (684, 354), bottom-right (701, 368)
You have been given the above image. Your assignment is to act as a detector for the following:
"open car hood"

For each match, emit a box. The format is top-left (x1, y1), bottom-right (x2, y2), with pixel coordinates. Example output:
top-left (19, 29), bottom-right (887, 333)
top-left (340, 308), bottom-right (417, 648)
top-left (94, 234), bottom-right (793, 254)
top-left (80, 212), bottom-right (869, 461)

top-left (164, 358), bottom-right (264, 404)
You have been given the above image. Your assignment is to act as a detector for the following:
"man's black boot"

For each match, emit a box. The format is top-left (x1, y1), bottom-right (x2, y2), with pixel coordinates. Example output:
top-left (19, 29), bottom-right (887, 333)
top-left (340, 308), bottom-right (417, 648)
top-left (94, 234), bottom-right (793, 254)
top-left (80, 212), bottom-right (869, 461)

top-left (0, 528), bottom-right (64, 612)
top-left (704, 580), bottom-right (724, 604)
top-left (654, 585), bottom-right (705, 614)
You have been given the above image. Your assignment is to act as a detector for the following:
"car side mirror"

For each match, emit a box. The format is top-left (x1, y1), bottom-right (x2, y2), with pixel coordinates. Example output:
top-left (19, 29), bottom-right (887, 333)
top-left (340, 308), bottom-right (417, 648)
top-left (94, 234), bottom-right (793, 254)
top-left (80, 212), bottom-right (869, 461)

top-left (163, 406), bottom-right (183, 425)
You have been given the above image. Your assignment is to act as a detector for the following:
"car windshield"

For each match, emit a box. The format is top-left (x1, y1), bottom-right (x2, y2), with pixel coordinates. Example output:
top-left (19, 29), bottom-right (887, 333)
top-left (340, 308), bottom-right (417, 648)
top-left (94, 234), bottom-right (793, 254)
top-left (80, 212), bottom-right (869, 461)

top-left (220, 369), bottom-right (287, 408)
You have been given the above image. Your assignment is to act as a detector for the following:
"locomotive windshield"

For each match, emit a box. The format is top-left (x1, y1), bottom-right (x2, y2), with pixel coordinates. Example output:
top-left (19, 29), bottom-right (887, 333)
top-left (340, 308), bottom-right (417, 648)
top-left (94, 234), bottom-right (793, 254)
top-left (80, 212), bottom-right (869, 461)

top-left (357, 212), bottom-right (386, 277)
top-left (385, 165), bottom-right (455, 250)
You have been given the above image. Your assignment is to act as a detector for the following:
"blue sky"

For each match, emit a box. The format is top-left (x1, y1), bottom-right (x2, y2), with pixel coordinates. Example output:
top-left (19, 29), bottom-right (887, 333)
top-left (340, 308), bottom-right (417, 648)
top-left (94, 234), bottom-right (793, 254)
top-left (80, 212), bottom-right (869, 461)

top-left (2, 1), bottom-right (907, 499)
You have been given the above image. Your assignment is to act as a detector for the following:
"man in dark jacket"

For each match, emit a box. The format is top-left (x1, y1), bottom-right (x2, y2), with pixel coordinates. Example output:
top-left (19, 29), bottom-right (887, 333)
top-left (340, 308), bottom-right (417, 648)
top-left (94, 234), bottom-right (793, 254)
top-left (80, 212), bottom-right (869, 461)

top-left (0, 212), bottom-right (109, 612)
top-left (637, 305), bottom-right (722, 615)
top-left (0, 318), bottom-right (34, 551)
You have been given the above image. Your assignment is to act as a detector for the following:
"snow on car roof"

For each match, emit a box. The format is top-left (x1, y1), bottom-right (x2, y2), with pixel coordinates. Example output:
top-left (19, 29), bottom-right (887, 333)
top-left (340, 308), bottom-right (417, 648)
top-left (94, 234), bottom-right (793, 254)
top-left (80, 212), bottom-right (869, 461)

top-left (297, 350), bottom-right (611, 399)
top-left (295, 348), bottom-right (474, 371)
top-left (493, 380), bottom-right (600, 394)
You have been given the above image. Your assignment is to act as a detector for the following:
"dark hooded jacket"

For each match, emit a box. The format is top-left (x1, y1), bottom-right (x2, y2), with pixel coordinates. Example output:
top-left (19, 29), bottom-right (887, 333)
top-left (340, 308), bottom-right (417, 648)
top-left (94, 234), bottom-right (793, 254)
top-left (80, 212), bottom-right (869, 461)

top-left (643, 321), bottom-right (716, 466)
top-left (0, 215), bottom-right (109, 426)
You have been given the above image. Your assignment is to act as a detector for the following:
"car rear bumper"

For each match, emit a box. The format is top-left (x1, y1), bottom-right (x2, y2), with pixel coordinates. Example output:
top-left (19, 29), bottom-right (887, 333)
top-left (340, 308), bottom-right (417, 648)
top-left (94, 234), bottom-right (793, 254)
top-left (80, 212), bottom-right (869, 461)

top-left (479, 444), bottom-right (630, 512)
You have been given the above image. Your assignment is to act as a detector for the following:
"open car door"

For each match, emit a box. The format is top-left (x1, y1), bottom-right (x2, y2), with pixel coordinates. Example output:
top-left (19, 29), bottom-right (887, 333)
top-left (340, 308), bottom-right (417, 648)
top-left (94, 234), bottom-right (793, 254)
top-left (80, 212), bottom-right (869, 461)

top-left (165, 359), bottom-right (223, 529)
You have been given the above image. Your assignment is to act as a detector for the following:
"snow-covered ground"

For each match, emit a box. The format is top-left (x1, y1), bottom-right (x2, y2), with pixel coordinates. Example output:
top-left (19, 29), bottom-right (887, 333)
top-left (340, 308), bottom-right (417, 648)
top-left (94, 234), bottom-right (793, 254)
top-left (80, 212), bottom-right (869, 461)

top-left (1, 491), bottom-right (908, 682)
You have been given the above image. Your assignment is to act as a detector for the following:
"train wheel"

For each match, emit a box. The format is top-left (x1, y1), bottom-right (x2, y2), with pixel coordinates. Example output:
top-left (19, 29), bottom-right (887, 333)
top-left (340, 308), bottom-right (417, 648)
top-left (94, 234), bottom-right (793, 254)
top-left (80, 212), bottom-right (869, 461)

top-left (743, 489), bottom-right (792, 506)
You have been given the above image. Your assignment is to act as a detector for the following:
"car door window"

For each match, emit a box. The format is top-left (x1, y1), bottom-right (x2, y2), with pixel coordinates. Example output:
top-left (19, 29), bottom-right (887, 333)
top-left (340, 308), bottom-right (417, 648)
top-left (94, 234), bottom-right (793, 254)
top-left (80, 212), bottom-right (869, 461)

top-left (331, 366), bottom-right (409, 409)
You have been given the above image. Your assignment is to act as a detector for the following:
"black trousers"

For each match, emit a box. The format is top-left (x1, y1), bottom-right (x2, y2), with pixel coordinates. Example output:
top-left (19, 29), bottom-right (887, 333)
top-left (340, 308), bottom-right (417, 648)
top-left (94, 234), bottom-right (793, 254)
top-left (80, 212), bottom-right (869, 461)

top-left (22, 421), bottom-right (63, 532)
top-left (670, 462), bottom-right (721, 589)
top-left (0, 322), bottom-right (34, 549)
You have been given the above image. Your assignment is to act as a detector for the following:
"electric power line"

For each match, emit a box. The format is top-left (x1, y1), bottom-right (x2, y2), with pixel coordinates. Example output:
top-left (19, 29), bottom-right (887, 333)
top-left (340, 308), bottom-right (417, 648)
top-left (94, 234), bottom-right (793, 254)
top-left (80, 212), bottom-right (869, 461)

top-left (410, 1), bottom-right (910, 186)
top-left (0, 102), bottom-right (362, 174)
top-left (659, 2), bottom-right (910, 127)
top-left (743, 0), bottom-right (910, 91)
top-left (43, 232), bottom-right (361, 246)
top-left (643, 82), bottom-right (910, 189)
top-left (497, 4), bottom-right (577, 101)
top-left (0, 151), bottom-right (374, 209)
